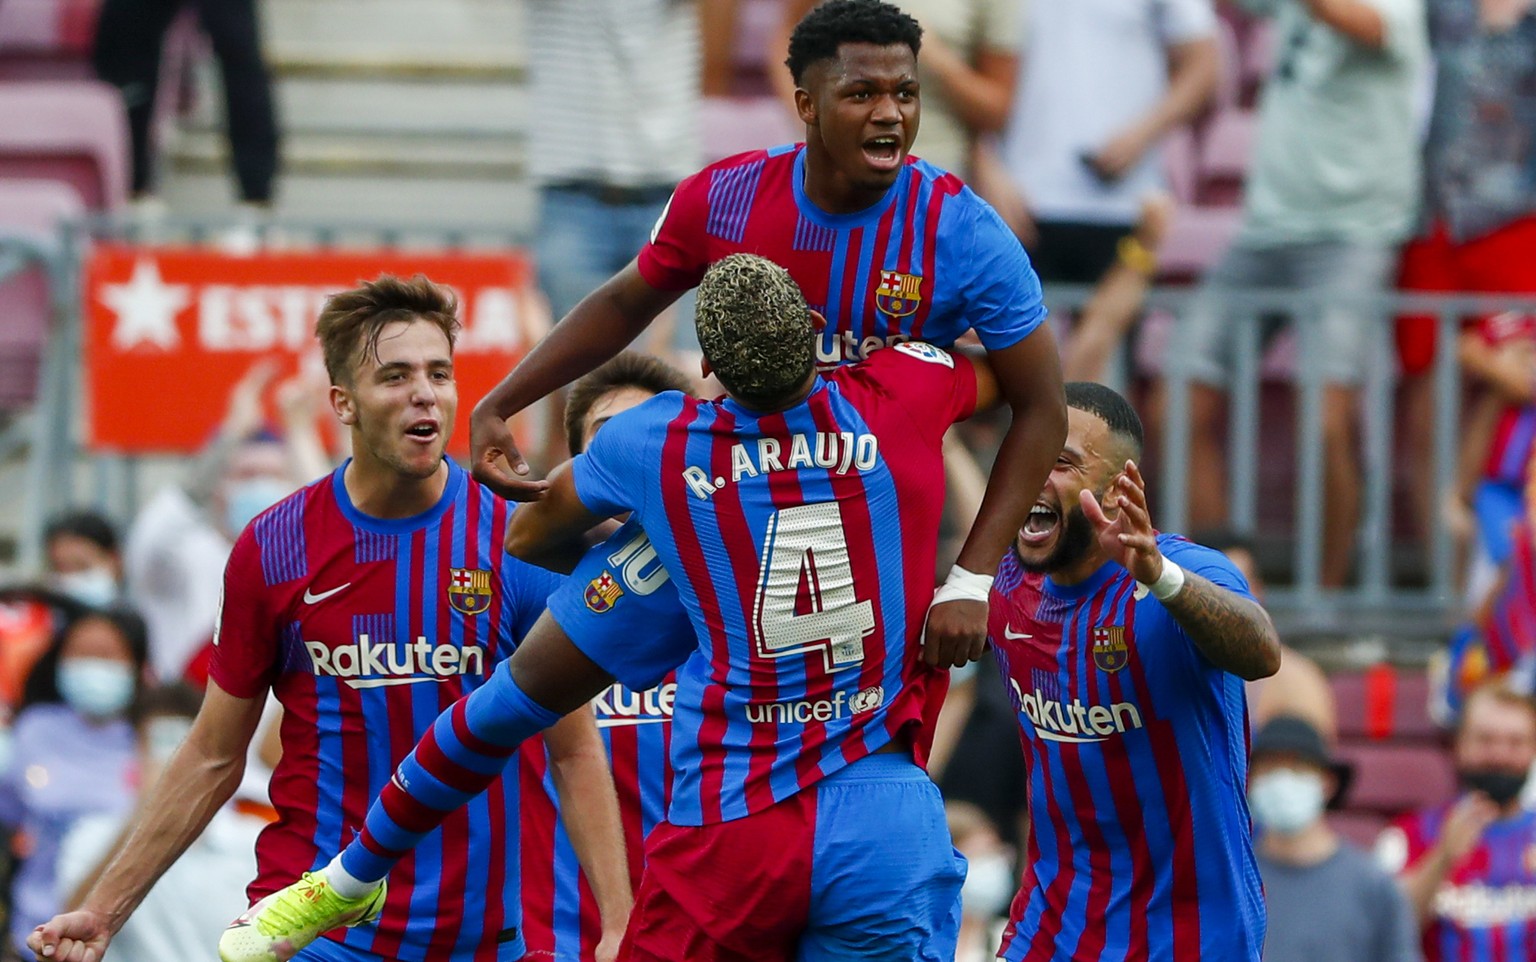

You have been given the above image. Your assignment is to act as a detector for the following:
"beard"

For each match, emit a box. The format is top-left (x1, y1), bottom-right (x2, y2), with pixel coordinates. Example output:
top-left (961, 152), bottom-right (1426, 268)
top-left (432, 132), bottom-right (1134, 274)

top-left (1018, 503), bottom-right (1097, 575)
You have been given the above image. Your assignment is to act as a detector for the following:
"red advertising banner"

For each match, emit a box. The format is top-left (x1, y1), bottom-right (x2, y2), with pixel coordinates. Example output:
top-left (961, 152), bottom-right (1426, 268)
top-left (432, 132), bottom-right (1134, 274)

top-left (83, 245), bottom-right (546, 455)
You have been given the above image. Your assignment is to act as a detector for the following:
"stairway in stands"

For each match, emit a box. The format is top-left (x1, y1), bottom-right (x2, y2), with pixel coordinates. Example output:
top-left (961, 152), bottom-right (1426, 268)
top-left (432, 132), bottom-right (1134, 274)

top-left (160, 0), bottom-right (534, 232)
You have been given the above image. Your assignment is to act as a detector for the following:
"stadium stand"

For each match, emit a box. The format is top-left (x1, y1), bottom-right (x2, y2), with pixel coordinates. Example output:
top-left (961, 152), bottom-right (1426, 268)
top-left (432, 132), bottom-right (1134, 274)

top-left (0, 81), bottom-right (129, 210)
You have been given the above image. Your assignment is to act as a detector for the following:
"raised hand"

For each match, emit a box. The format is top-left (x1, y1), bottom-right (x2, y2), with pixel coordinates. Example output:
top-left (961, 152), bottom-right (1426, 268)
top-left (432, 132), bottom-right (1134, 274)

top-left (470, 401), bottom-right (549, 502)
top-left (1080, 460), bottom-right (1162, 585)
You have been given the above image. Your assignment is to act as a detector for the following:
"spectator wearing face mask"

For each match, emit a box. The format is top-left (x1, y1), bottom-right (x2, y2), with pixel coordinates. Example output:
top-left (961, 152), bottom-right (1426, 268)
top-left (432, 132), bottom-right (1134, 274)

top-left (946, 801), bottom-right (1016, 962)
top-left (0, 609), bottom-right (147, 953)
top-left (43, 513), bottom-right (124, 611)
top-left (1377, 680), bottom-right (1536, 960)
top-left (1249, 716), bottom-right (1421, 962)
top-left (55, 683), bottom-right (263, 962)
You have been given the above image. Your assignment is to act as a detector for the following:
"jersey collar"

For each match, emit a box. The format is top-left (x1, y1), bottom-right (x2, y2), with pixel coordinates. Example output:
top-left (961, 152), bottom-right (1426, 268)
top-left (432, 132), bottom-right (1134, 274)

top-left (331, 458), bottom-right (464, 535)
top-left (1043, 558), bottom-right (1124, 601)
top-left (791, 146), bottom-right (901, 230)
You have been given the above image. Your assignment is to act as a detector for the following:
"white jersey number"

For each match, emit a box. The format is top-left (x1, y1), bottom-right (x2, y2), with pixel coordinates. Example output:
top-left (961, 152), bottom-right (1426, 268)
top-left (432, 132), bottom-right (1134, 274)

top-left (751, 502), bottom-right (875, 672)
top-left (606, 528), bottom-right (671, 595)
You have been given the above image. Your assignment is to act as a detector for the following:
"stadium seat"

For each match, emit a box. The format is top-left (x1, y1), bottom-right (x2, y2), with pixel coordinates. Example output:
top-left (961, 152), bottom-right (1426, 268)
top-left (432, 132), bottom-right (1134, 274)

top-left (1240, 20), bottom-right (1277, 107)
top-left (0, 80), bottom-right (129, 209)
top-left (1215, 19), bottom-right (1242, 110)
top-left (1332, 668), bottom-right (1440, 742)
top-left (1195, 109), bottom-right (1257, 207)
top-left (0, 0), bottom-right (99, 80)
top-left (0, 179), bottom-right (84, 409)
top-left (731, 0), bottom-right (783, 94)
top-left (1154, 204), bottom-right (1240, 284)
top-left (1164, 127), bottom-right (1199, 204)
top-left (1333, 741), bottom-right (1456, 814)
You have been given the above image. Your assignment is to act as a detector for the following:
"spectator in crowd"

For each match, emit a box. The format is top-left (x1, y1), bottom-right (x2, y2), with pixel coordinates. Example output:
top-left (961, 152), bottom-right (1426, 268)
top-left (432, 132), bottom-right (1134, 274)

top-left (0, 609), bottom-right (148, 953)
top-left (994, 0), bottom-right (1216, 281)
top-left (1397, 0), bottom-right (1536, 550)
top-left (947, 800), bottom-right (1016, 962)
top-left (122, 360), bottom-right (313, 682)
top-left (42, 513), bottom-right (124, 611)
top-left (1377, 680), bottom-right (1536, 959)
top-left (771, 0), bottom-right (1022, 180)
top-left (92, 0), bottom-right (280, 226)
top-left (1203, 529), bottom-right (1339, 738)
top-left (56, 683), bottom-right (262, 962)
top-left (1167, 0), bottom-right (1428, 588)
top-left (1250, 715), bottom-right (1422, 962)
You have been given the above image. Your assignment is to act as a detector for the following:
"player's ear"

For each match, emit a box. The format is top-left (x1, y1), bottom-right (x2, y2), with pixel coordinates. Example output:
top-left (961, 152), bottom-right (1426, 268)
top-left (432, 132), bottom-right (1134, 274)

top-left (330, 383), bottom-right (357, 426)
top-left (794, 86), bottom-right (817, 127)
top-left (700, 356), bottom-right (714, 380)
top-left (808, 309), bottom-right (827, 333)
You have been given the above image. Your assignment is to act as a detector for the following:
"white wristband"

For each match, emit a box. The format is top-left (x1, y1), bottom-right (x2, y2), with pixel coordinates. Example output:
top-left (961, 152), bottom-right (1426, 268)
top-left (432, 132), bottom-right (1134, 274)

top-left (931, 564), bottom-right (995, 606)
top-left (1143, 554), bottom-right (1185, 601)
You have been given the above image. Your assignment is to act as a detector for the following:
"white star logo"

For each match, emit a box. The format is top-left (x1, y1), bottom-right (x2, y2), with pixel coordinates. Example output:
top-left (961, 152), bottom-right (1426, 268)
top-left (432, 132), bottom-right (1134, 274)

top-left (101, 258), bottom-right (190, 350)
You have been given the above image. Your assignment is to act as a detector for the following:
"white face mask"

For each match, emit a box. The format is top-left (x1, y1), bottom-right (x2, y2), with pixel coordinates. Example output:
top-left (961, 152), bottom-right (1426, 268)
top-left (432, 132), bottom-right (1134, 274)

top-left (960, 851), bottom-right (1016, 919)
top-left (1248, 769), bottom-right (1325, 835)
top-left (54, 567), bottom-right (118, 608)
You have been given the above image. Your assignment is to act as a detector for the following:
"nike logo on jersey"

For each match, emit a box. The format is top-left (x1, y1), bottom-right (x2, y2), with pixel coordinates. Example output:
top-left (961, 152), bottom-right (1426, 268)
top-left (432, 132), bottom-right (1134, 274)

top-left (1003, 626), bottom-right (1033, 640)
top-left (302, 583), bottom-right (351, 605)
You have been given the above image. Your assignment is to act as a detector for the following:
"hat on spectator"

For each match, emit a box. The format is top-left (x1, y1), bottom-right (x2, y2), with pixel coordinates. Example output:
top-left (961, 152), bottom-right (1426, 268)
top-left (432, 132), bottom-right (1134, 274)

top-left (1251, 715), bottom-right (1354, 808)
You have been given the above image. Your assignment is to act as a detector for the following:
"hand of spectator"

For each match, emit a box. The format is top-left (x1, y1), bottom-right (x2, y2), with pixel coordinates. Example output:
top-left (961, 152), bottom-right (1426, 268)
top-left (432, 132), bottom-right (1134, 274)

top-left (1082, 460), bottom-right (1163, 585)
top-left (1088, 124), bottom-right (1155, 184)
top-left (223, 358), bottom-right (282, 438)
top-left (27, 910), bottom-right (113, 962)
top-left (1483, 341), bottom-right (1536, 403)
top-left (923, 598), bottom-right (989, 668)
top-left (470, 402), bottom-right (549, 502)
top-left (1439, 792), bottom-right (1500, 863)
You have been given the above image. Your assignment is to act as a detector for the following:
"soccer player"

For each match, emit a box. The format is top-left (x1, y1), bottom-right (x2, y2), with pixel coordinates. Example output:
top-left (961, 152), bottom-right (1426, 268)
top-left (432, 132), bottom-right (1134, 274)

top-left (989, 383), bottom-right (1282, 962)
top-left (236, 254), bottom-right (1000, 961)
top-left (519, 353), bottom-right (694, 962)
top-left (469, 0), bottom-right (1066, 664)
top-left (29, 276), bottom-right (631, 962)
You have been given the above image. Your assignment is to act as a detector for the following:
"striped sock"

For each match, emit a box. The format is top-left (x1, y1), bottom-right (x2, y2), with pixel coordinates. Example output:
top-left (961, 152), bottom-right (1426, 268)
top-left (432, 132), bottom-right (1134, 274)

top-left (339, 667), bottom-right (562, 883)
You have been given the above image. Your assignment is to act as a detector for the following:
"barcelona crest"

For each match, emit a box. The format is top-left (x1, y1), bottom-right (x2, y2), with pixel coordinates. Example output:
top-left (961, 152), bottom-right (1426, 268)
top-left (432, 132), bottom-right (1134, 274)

top-left (875, 270), bottom-right (923, 318)
top-left (1092, 625), bottom-right (1129, 673)
top-left (584, 571), bottom-right (624, 614)
top-left (448, 568), bottom-right (493, 615)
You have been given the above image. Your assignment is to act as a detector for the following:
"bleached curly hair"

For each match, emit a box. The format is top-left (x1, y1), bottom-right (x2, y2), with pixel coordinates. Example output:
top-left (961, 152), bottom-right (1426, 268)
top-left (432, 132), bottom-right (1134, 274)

top-left (694, 253), bottom-right (815, 408)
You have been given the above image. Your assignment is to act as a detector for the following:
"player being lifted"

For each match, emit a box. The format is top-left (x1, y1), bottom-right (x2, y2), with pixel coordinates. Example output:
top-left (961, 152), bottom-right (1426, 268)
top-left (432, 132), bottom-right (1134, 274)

top-left (232, 254), bottom-right (1004, 961)
top-left (30, 277), bottom-right (632, 962)
top-left (472, 0), bottom-right (1066, 666)
top-left (990, 383), bottom-right (1281, 962)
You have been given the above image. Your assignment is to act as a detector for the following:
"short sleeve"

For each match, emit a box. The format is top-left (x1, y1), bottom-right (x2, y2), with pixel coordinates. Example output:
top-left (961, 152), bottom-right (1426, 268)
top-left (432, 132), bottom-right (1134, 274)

top-left (1368, 0), bottom-right (1428, 63)
top-left (206, 528), bottom-right (281, 699)
top-left (843, 343), bottom-right (979, 447)
top-left (636, 170), bottom-right (711, 291)
top-left (570, 398), bottom-right (670, 517)
top-left (961, 200), bottom-right (1047, 351)
top-left (1161, 537), bottom-right (1258, 603)
top-left (1156, 0), bottom-right (1218, 45)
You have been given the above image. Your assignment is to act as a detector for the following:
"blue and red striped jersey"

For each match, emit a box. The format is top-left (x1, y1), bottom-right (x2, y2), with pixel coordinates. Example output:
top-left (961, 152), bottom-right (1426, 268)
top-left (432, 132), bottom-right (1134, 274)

top-left (988, 535), bottom-right (1265, 962)
top-left (1380, 805), bottom-right (1536, 962)
top-left (569, 344), bottom-right (978, 826)
top-left (640, 144), bottom-right (1045, 364)
top-left (208, 460), bottom-right (561, 962)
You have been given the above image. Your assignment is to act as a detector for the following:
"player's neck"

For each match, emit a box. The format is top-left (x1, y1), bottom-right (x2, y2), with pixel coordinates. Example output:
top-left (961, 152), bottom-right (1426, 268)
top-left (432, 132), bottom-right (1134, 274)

top-left (1050, 549), bottom-right (1112, 588)
top-left (1259, 821), bottom-right (1338, 867)
top-left (802, 142), bottom-right (889, 214)
top-left (728, 373), bottom-right (818, 415)
top-left (343, 455), bottom-right (449, 519)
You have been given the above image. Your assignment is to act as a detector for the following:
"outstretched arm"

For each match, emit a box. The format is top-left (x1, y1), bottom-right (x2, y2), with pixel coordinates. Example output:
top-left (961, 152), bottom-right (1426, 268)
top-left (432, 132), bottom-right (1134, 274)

top-left (472, 264), bottom-right (681, 499)
top-left (1083, 461), bottom-right (1282, 681)
top-left (544, 706), bottom-right (633, 962)
top-left (504, 461), bottom-right (609, 568)
top-left (30, 682), bottom-right (265, 962)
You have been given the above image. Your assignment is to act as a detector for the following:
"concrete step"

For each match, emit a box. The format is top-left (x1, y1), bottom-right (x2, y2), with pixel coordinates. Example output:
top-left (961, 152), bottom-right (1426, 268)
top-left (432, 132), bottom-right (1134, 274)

top-left (168, 127), bottom-right (524, 178)
top-left (261, 0), bottom-right (526, 69)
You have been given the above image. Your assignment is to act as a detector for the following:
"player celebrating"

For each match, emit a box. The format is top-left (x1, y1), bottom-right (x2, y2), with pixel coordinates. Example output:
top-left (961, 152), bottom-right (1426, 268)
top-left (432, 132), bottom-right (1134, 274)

top-left (519, 353), bottom-right (694, 962)
top-left (234, 255), bottom-right (999, 960)
top-left (990, 383), bottom-right (1282, 962)
top-left (29, 276), bottom-right (631, 962)
top-left (470, 0), bottom-right (1066, 663)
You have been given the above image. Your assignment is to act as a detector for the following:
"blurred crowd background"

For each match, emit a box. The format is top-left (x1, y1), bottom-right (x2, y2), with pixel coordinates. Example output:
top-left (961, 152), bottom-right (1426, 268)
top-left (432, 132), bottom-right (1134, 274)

top-left (1, 0), bottom-right (1536, 959)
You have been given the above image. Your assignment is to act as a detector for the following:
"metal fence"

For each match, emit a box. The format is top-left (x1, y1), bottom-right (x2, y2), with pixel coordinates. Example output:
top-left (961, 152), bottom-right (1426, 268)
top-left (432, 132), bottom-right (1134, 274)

top-left (11, 218), bottom-right (1536, 640)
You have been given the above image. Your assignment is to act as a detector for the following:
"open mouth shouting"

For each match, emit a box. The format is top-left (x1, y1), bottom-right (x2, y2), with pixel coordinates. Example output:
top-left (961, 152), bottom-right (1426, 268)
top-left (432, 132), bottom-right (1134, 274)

top-left (862, 133), bottom-right (904, 173)
top-left (1019, 500), bottom-right (1061, 549)
top-left (404, 418), bottom-right (441, 446)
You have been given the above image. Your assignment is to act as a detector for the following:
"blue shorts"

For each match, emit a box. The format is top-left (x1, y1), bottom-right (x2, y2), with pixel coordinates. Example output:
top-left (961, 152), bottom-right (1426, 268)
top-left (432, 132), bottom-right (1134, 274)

top-left (620, 753), bottom-right (966, 962)
top-left (546, 518), bottom-right (697, 691)
top-left (295, 936), bottom-right (523, 962)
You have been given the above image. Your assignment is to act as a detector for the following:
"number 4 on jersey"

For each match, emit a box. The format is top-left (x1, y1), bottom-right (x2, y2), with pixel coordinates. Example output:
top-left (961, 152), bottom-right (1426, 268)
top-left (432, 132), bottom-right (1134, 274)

top-left (751, 502), bottom-right (875, 672)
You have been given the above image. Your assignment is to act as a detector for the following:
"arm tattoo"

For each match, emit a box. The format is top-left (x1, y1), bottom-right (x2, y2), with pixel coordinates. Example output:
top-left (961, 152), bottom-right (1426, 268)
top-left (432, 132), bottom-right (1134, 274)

top-left (1158, 570), bottom-right (1282, 680)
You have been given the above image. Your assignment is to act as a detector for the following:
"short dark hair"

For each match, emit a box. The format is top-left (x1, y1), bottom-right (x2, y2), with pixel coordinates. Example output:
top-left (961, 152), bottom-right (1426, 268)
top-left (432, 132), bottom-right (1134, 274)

top-left (564, 352), bottom-right (693, 455)
top-left (44, 511), bottom-right (119, 555)
top-left (785, 0), bottom-right (922, 85)
top-left (315, 274), bottom-right (460, 386)
top-left (695, 255), bottom-right (815, 408)
top-left (1065, 382), bottom-right (1145, 459)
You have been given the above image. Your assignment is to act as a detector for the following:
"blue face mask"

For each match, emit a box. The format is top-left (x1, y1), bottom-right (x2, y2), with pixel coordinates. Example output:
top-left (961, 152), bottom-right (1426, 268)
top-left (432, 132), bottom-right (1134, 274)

top-left (57, 657), bottom-right (136, 719)
top-left (53, 567), bottom-right (118, 608)
top-left (224, 478), bottom-right (291, 535)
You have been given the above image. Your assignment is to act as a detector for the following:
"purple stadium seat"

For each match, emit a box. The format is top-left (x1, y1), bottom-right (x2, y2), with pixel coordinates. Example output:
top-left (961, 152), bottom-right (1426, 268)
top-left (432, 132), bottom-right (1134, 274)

top-left (1154, 205), bottom-right (1240, 284)
top-left (732, 0), bottom-right (782, 90)
top-left (0, 80), bottom-right (129, 210)
top-left (1334, 741), bottom-right (1456, 815)
top-left (1196, 109), bottom-right (1257, 206)
top-left (1332, 669), bottom-right (1441, 742)
top-left (700, 95), bottom-right (797, 165)
top-left (0, 0), bottom-right (98, 79)
top-left (1241, 20), bottom-right (1277, 106)
top-left (0, 179), bottom-right (84, 409)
